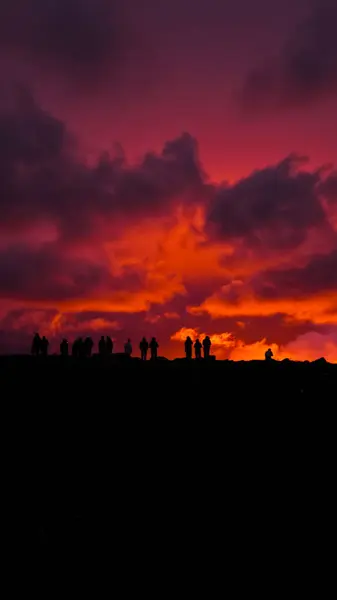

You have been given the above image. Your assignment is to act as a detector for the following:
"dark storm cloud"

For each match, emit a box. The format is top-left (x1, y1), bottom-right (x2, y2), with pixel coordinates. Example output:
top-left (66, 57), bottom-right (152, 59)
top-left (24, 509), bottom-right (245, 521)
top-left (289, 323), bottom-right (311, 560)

top-left (0, 244), bottom-right (105, 300)
top-left (318, 171), bottom-right (337, 204)
top-left (0, 0), bottom-right (126, 84)
top-left (253, 249), bottom-right (337, 299)
top-left (239, 0), bottom-right (337, 111)
top-left (0, 87), bottom-right (206, 238)
top-left (0, 308), bottom-right (58, 332)
top-left (0, 86), bottom-right (65, 164)
top-left (116, 133), bottom-right (206, 209)
top-left (206, 155), bottom-right (326, 249)
top-left (0, 243), bottom-right (143, 301)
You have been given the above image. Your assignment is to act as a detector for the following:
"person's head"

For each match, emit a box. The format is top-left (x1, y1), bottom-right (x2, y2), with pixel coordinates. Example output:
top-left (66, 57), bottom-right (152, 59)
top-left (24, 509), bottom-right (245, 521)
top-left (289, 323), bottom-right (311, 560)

top-left (128, 338), bottom-right (131, 342)
top-left (186, 336), bottom-right (191, 341)
top-left (100, 335), bottom-right (104, 340)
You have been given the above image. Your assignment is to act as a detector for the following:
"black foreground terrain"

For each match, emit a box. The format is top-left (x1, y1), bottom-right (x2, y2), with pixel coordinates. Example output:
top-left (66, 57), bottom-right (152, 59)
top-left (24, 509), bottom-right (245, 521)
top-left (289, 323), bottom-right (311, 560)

top-left (1, 354), bottom-right (335, 574)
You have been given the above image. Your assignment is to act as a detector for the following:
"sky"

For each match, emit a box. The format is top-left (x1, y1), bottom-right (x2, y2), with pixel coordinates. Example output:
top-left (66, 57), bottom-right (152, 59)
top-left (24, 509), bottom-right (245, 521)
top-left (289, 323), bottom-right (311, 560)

top-left (1, 0), bottom-right (337, 360)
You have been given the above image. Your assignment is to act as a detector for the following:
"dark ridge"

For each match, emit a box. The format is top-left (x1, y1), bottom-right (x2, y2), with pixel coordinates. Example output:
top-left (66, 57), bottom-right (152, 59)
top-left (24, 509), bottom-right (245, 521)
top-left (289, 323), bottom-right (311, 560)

top-left (2, 354), bottom-right (334, 570)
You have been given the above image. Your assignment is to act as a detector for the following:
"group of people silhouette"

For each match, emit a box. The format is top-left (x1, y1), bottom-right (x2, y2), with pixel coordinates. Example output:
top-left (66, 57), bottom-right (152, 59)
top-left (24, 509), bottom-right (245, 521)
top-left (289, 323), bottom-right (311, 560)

top-left (31, 333), bottom-right (49, 357)
top-left (184, 336), bottom-right (212, 359)
top-left (30, 332), bottom-right (275, 361)
top-left (31, 333), bottom-right (160, 360)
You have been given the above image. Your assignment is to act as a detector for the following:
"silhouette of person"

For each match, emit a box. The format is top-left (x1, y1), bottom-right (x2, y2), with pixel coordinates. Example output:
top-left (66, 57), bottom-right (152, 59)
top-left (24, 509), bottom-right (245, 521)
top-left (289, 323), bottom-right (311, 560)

top-left (194, 338), bottom-right (202, 359)
top-left (77, 337), bottom-right (86, 358)
top-left (31, 333), bottom-right (41, 356)
top-left (202, 336), bottom-right (211, 359)
top-left (140, 337), bottom-right (149, 361)
top-left (40, 336), bottom-right (49, 357)
top-left (60, 338), bottom-right (69, 357)
top-left (150, 337), bottom-right (159, 360)
top-left (185, 336), bottom-right (193, 359)
top-left (99, 336), bottom-right (106, 356)
top-left (265, 348), bottom-right (273, 361)
top-left (106, 336), bottom-right (113, 355)
top-left (124, 338), bottom-right (132, 356)
top-left (84, 337), bottom-right (94, 357)
top-left (72, 338), bottom-right (79, 358)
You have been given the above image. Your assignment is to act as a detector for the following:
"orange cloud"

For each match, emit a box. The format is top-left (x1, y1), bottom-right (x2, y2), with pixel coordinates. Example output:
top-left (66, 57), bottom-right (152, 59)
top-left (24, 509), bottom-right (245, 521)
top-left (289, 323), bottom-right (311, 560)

top-left (21, 276), bottom-right (186, 315)
top-left (105, 206), bottom-right (232, 286)
top-left (189, 289), bottom-right (337, 325)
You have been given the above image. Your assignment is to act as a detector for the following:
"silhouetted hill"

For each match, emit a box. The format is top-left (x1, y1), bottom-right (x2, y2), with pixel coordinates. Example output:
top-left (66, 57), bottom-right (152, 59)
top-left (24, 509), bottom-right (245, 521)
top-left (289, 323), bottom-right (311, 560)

top-left (2, 354), bottom-right (334, 572)
top-left (1, 353), bottom-right (336, 396)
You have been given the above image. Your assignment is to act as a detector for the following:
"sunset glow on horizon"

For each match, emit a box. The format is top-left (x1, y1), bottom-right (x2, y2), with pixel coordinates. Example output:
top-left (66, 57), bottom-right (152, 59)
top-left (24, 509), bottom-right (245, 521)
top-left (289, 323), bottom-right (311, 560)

top-left (1, 0), bottom-right (337, 361)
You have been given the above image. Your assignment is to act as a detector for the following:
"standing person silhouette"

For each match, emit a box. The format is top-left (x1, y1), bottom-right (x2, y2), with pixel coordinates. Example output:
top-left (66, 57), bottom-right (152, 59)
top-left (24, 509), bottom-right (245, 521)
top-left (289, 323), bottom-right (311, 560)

top-left (60, 339), bottom-right (69, 357)
top-left (140, 337), bottom-right (149, 361)
top-left (124, 338), bottom-right (132, 356)
top-left (106, 336), bottom-right (113, 355)
top-left (194, 338), bottom-right (202, 359)
top-left (185, 336), bottom-right (193, 359)
top-left (40, 336), bottom-right (49, 357)
top-left (31, 333), bottom-right (41, 356)
top-left (78, 337), bottom-right (86, 358)
top-left (99, 336), bottom-right (106, 356)
top-left (202, 336), bottom-right (211, 359)
top-left (265, 348), bottom-right (273, 361)
top-left (150, 337), bottom-right (159, 360)
top-left (84, 337), bottom-right (94, 357)
top-left (72, 338), bottom-right (80, 357)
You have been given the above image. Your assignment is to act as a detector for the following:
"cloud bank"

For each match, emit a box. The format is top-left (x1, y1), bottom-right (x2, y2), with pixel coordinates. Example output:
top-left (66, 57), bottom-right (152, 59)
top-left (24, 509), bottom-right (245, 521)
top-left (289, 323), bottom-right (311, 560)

top-left (1, 84), bottom-right (337, 358)
top-left (239, 0), bottom-right (337, 111)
